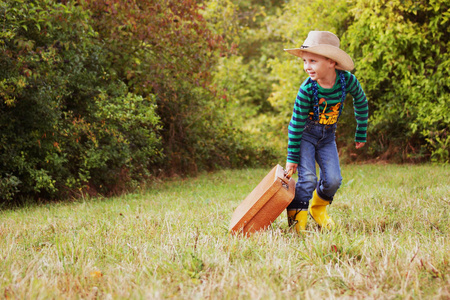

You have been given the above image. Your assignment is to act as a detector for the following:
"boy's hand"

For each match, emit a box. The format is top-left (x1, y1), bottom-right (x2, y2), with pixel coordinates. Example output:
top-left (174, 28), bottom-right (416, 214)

top-left (285, 162), bottom-right (298, 175)
top-left (355, 142), bottom-right (365, 149)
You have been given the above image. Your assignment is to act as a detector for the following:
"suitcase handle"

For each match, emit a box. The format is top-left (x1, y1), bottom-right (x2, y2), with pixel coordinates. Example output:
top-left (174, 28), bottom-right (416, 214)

top-left (284, 168), bottom-right (294, 180)
top-left (277, 165), bottom-right (293, 185)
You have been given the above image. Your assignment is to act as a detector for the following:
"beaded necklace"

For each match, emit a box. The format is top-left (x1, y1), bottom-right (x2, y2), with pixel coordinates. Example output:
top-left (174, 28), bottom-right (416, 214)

top-left (311, 71), bottom-right (346, 121)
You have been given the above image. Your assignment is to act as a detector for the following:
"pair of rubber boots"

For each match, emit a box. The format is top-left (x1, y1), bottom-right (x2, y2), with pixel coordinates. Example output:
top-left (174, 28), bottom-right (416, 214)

top-left (287, 190), bottom-right (335, 232)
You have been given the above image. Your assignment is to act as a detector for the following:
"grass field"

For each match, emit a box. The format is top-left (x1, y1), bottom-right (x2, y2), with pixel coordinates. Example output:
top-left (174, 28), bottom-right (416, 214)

top-left (1, 164), bottom-right (449, 299)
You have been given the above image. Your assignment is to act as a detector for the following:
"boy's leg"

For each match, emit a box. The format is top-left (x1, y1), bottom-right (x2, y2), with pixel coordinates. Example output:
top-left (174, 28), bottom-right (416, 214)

top-left (315, 128), bottom-right (342, 200)
top-left (286, 126), bottom-right (319, 232)
top-left (287, 136), bottom-right (318, 211)
top-left (309, 126), bottom-right (341, 229)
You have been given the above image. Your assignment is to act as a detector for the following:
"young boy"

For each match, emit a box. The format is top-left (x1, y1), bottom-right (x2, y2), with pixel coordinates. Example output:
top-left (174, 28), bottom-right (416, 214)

top-left (284, 31), bottom-right (368, 232)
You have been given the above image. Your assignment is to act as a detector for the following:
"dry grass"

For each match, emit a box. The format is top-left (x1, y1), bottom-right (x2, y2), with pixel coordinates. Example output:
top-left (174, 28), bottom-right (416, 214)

top-left (1, 164), bottom-right (449, 299)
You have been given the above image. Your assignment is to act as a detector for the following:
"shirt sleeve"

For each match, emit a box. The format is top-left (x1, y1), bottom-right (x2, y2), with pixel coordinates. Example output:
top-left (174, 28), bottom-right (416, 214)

top-left (345, 73), bottom-right (369, 143)
top-left (287, 79), bottom-right (312, 163)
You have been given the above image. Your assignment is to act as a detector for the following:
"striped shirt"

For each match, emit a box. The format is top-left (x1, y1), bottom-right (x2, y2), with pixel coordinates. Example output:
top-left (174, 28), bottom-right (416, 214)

top-left (287, 70), bottom-right (369, 164)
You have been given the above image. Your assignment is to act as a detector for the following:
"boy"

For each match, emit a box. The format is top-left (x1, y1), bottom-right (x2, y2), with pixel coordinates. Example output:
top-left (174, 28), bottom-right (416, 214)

top-left (284, 31), bottom-right (368, 232)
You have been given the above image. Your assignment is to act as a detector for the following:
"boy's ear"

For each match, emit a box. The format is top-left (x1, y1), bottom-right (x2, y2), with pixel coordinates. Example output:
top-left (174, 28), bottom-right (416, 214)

top-left (328, 58), bottom-right (337, 67)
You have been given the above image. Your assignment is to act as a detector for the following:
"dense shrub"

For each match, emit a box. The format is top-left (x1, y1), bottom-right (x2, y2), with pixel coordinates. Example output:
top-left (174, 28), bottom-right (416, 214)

top-left (0, 0), bottom-right (161, 202)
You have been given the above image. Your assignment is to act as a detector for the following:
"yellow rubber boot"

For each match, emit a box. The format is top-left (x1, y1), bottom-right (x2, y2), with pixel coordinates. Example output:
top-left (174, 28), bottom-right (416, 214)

top-left (287, 209), bottom-right (308, 233)
top-left (309, 190), bottom-right (335, 230)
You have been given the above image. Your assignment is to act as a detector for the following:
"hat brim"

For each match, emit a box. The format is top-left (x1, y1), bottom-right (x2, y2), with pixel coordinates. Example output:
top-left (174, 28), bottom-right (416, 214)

top-left (284, 45), bottom-right (354, 71)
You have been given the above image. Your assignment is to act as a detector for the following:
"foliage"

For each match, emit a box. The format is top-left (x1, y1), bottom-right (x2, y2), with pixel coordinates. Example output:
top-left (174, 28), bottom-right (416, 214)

top-left (81, 0), bottom-right (275, 174)
top-left (0, 0), bottom-right (161, 201)
top-left (203, 0), bottom-right (288, 158)
top-left (345, 0), bottom-right (449, 162)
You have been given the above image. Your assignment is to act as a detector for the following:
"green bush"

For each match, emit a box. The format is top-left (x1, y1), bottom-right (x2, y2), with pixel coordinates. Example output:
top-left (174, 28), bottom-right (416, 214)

top-left (0, 0), bottom-right (161, 202)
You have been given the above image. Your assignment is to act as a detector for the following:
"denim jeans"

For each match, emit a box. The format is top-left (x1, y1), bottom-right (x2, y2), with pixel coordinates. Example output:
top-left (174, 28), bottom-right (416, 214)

top-left (287, 120), bottom-right (342, 210)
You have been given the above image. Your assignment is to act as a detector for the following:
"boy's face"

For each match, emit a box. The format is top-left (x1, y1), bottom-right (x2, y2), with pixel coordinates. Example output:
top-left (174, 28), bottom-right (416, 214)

top-left (302, 52), bottom-right (336, 83)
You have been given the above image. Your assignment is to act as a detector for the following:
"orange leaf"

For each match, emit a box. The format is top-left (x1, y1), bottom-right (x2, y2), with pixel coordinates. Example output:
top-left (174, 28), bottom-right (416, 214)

top-left (90, 271), bottom-right (103, 278)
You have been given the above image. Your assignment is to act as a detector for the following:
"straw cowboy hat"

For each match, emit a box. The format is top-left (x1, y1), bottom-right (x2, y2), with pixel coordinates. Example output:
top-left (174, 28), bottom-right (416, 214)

top-left (284, 31), bottom-right (354, 71)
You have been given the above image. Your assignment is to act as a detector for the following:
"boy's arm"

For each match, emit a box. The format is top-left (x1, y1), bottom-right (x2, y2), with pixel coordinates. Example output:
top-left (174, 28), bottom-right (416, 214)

top-left (346, 73), bottom-right (369, 144)
top-left (287, 82), bottom-right (312, 164)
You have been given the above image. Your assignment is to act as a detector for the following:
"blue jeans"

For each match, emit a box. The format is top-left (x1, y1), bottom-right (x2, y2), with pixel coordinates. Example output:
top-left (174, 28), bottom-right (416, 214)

top-left (287, 120), bottom-right (342, 210)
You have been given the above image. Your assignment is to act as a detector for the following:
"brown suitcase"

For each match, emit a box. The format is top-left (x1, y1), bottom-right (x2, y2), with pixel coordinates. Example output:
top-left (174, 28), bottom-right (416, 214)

top-left (229, 165), bottom-right (295, 235)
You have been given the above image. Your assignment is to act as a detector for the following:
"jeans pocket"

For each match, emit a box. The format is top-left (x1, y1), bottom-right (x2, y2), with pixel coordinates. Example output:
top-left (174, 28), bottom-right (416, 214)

top-left (304, 121), bottom-right (313, 132)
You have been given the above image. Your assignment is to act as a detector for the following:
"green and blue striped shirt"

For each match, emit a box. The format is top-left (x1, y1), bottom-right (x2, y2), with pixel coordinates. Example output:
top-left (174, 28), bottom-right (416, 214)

top-left (287, 70), bottom-right (369, 163)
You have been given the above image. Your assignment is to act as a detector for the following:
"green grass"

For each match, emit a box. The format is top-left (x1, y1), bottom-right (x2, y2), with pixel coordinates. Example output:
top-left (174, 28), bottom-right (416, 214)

top-left (1, 164), bottom-right (449, 299)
